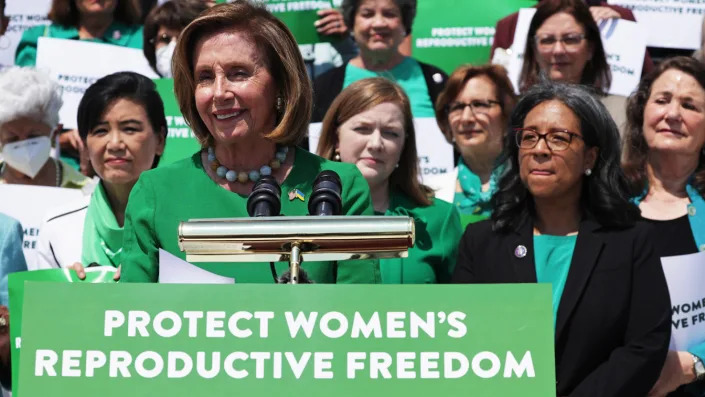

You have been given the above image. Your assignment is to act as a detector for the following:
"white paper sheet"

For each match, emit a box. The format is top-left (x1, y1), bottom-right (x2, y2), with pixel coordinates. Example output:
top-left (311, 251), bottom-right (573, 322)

top-left (158, 249), bottom-right (235, 284)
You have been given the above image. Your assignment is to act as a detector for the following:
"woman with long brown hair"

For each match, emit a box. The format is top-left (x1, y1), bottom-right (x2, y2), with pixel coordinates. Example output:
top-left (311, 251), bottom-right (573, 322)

top-left (318, 77), bottom-right (461, 284)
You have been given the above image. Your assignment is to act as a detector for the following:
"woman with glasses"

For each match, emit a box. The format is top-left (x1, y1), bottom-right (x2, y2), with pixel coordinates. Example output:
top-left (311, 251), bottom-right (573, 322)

top-left (452, 80), bottom-right (671, 396)
top-left (519, 0), bottom-right (629, 134)
top-left (429, 64), bottom-right (517, 227)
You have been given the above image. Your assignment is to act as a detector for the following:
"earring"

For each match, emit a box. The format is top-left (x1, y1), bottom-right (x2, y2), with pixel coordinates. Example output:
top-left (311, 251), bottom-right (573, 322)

top-left (276, 96), bottom-right (283, 112)
top-left (395, 163), bottom-right (399, 169)
top-left (584, 168), bottom-right (592, 176)
top-left (334, 149), bottom-right (341, 162)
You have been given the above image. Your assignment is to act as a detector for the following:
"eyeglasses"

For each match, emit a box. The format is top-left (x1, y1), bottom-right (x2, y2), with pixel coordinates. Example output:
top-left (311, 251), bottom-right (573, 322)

top-left (150, 33), bottom-right (177, 46)
top-left (447, 100), bottom-right (501, 118)
top-left (534, 33), bottom-right (586, 50)
top-left (514, 128), bottom-right (584, 151)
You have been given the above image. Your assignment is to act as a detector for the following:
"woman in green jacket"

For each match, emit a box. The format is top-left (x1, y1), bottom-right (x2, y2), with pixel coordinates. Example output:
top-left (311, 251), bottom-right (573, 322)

top-left (15, 0), bottom-right (143, 67)
top-left (317, 77), bottom-right (462, 284)
top-left (120, 2), bottom-right (379, 284)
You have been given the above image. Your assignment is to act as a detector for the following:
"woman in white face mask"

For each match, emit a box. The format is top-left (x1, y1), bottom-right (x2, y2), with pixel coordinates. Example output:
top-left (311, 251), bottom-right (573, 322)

top-left (142, 0), bottom-right (209, 78)
top-left (0, 67), bottom-right (89, 188)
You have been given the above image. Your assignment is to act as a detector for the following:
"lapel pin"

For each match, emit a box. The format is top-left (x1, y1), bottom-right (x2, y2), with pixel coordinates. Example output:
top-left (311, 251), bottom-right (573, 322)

top-left (288, 188), bottom-right (305, 202)
top-left (514, 245), bottom-right (527, 258)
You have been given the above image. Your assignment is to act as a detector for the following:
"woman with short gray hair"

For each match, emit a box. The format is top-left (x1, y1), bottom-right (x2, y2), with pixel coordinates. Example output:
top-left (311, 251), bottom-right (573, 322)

top-left (312, 0), bottom-right (446, 122)
top-left (0, 67), bottom-right (88, 188)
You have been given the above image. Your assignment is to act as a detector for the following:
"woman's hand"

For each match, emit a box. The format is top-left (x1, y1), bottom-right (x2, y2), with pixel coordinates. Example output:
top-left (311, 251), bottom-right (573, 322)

top-left (648, 350), bottom-right (697, 396)
top-left (69, 262), bottom-right (121, 281)
top-left (314, 9), bottom-right (348, 36)
top-left (589, 6), bottom-right (621, 22)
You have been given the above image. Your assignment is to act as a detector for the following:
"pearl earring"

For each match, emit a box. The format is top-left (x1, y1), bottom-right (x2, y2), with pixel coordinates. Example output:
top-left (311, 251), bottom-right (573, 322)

top-left (334, 150), bottom-right (341, 162)
top-left (584, 168), bottom-right (592, 176)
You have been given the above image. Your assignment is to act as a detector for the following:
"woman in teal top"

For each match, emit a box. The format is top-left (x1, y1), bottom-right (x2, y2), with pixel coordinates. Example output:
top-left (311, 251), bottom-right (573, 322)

top-left (311, 0), bottom-right (447, 121)
top-left (428, 64), bottom-right (517, 228)
top-left (453, 81), bottom-right (671, 396)
top-left (15, 0), bottom-right (143, 67)
top-left (120, 2), bottom-right (379, 284)
top-left (317, 77), bottom-right (461, 284)
top-left (622, 57), bottom-right (705, 396)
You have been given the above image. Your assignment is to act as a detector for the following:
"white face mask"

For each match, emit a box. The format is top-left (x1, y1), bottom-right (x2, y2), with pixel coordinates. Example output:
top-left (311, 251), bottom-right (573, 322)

top-left (1, 136), bottom-right (52, 179)
top-left (155, 40), bottom-right (176, 78)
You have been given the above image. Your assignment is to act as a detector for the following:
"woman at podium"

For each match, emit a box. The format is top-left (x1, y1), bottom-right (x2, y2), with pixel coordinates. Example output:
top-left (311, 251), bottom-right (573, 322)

top-left (119, 2), bottom-right (379, 284)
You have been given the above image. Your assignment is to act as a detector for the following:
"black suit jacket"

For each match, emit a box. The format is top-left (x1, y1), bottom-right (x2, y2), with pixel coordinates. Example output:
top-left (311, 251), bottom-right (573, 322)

top-left (452, 218), bottom-right (671, 397)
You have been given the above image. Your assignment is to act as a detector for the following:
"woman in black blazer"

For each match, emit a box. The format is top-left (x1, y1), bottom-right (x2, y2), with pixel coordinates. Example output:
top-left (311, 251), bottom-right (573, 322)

top-left (452, 81), bottom-right (671, 396)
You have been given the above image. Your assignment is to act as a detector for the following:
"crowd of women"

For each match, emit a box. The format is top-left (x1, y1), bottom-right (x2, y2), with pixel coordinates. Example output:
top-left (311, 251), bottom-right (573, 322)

top-left (0, 0), bottom-right (704, 395)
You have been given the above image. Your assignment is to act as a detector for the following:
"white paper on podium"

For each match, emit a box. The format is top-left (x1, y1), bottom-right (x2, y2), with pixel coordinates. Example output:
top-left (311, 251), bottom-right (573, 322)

top-left (158, 249), bottom-right (235, 284)
top-left (661, 251), bottom-right (705, 351)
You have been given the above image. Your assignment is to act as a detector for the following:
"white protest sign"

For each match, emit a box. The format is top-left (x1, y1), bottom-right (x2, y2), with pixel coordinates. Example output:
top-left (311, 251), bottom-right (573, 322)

top-left (599, 18), bottom-right (645, 97)
top-left (307, 117), bottom-right (454, 184)
top-left (608, 0), bottom-right (704, 49)
top-left (36, 37), bottom-right (159, 129)
top-left (0, 0), bottom-right (52, 70)
top-left (0, 184), bottom-right (84, 269)
top-left (504, 8), bottom-right (536, 94)
top-left (661, 251), bottom-right (705, 352)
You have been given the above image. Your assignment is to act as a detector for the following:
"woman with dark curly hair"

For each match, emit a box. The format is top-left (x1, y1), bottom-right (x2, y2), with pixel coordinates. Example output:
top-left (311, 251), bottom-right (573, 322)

top-left (623, 56), bottom-right (705, 397)
top-left (452, 80), bottom-right (671, 396)
top-left (312, 0), bottom-right (446, 122)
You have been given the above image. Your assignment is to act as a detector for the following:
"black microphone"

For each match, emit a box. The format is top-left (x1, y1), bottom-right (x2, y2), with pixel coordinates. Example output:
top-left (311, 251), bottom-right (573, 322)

top-left (308, 170), bottom-right (342, 216)
top-left (247, 175), bottom-right (281, 217)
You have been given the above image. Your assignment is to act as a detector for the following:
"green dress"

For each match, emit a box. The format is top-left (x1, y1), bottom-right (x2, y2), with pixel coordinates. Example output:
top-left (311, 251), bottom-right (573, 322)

top-left (379, 190), bottom-right (462, 284)
top-left (121, 148), bottom-right (380, 284)
top-left (15, 22), bottom-right (144, 67)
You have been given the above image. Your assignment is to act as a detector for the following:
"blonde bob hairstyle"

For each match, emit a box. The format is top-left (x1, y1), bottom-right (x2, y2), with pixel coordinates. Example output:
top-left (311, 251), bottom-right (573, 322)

top-left (317, 77), bottom-right (432, 207)
top-left (172, 0), bottom-right (312, 147)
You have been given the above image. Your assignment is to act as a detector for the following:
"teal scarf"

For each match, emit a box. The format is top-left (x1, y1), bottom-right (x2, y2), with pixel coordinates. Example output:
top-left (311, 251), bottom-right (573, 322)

top-left (453, 158), bottom-right (499, 218)
top-left (81, 182), bottom-right (123, 267)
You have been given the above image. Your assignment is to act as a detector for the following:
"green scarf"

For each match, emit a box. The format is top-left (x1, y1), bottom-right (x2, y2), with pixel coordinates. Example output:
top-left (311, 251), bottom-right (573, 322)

top-left (81, 182), bottom-right (123, 267)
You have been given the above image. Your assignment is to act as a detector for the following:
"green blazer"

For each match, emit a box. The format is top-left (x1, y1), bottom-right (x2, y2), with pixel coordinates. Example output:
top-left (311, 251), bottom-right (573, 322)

top-left (15, 22), bottom-right (143, 67)
top-left (120, 148), bottom-right (380, 284)
top-left (379, 190), bottom-right (462, 284)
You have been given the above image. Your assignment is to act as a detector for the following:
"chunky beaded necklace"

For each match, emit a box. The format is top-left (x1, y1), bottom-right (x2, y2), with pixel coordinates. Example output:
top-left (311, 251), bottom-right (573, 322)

top-left (207, 145), bottom-right (288, 183)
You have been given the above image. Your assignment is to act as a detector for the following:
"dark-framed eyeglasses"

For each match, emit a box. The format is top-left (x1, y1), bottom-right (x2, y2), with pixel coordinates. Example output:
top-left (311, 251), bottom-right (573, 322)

top-left (534, 33), bottom-right (586, 50)
top-left (514, 128), bottom-right (584, 151)
top-left (447, 99), bottom-right (501, 117)
top-left (150, 33), bottom-right (176, 46)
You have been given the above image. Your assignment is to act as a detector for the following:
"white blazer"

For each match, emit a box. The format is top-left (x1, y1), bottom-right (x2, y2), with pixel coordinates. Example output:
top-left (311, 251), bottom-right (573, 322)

top-left (423, 166), bottom-right (458, 204)
top-left (33, 181), bottom-right (96, 270)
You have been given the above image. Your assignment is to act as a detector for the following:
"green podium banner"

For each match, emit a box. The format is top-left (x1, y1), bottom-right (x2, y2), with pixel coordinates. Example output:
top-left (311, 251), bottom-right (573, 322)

top-left (411, 0), bottom-right (537, 74)
top-left (9, 269), bottom-right (117, 396)
top-left (18, 283), bottom-right (555, 396)
top-left (154, 78), bottom-right (200, 167)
